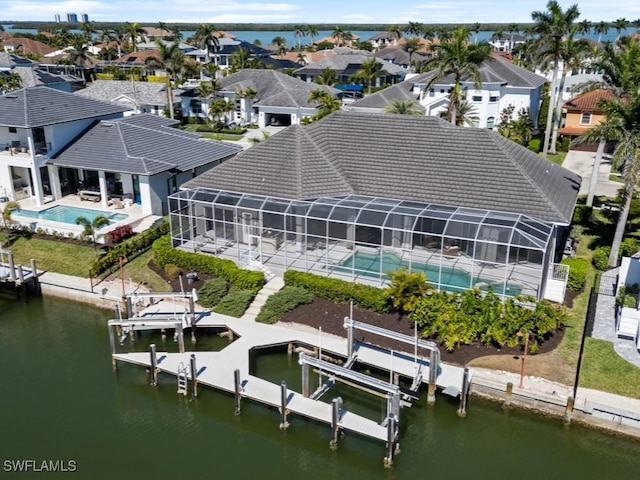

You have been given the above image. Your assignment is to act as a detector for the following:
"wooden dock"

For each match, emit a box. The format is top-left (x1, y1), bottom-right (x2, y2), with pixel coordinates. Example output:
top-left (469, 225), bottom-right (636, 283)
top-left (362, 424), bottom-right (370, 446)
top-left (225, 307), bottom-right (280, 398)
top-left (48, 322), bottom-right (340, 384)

top-left (0, 254), bottom-right (41, 301)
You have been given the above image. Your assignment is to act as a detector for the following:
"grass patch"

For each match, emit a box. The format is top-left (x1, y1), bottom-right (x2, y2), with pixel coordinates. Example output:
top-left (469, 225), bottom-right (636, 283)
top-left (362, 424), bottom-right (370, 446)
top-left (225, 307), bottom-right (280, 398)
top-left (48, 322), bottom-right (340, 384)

top-left (114, 249), bottom-right (172, 293)
top-left (580, 338), bottom-right (640, 399)
top-left (7, 236), bottom-right (95, 277)
top-left (609, 173), bottom-right (624, 183)
top-left (182, 125), bottom-right (244, 141)
top-left (546, 151), bottom-right (567, 166)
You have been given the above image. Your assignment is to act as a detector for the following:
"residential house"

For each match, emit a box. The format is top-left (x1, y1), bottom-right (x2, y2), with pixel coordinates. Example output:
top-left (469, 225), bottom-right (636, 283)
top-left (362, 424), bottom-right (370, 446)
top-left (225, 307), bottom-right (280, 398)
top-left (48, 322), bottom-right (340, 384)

top-left (75, 80), bottom-right (184, 116)
top-left (558, 89), bottom-right (615, 150)
top-left (48, 114), bottom-right (241, 215)
top-left (489, 33), bottom-right (526, 55)
top-left (347, 56), bottom-right (546, 129)
top-left (184, 38), bottom-right (272, 71)
top-left (0, 86), bottom-right (130, 206)
top-left (180, 69), bottom-right (340, 127)
top-left (367, 31), bottom-right (401, 49)
top-left (374, 46), bottom-right (429, 71)
top-left (0, 52), bottom-right (81, 92)
top-left (170, 111), bottom-right (580, 302)
top-left (0, 34), bottom-right (55, 57)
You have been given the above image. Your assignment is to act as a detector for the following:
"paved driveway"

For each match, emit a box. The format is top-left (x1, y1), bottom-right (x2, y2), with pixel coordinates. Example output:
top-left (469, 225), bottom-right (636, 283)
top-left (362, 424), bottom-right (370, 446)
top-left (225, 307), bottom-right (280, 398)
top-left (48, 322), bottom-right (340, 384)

top-left (561, 150), bottom-right (622, 198)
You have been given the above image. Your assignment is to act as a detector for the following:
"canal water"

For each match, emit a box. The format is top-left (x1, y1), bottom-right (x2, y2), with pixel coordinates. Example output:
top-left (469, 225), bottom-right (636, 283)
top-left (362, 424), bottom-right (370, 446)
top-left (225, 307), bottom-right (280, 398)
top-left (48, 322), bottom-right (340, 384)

top-left (2, 295), bottom-right (640, 479)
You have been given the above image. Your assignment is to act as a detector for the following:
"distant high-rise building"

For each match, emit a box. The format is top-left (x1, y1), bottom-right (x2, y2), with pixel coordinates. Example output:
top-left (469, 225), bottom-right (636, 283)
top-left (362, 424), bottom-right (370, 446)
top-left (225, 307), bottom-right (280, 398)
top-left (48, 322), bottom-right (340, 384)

top-left (81, 13), bottom-right (89, 23)
top-left (67, 13), bottom-right (78, 23)
top-left (54, 14), bottom-right (60, 23)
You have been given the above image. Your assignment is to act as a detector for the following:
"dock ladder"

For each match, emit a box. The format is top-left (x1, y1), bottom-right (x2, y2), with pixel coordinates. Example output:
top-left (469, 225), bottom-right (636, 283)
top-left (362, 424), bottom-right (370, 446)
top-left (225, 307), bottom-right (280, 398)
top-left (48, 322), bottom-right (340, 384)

top-left (177, 362), bottom-right (188, 396)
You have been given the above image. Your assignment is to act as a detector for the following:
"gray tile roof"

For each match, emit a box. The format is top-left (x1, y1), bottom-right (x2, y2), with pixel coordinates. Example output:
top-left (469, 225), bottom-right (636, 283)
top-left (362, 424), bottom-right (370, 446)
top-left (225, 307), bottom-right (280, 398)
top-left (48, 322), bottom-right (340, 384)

top-left (184, 111), bottom-right (580, 224)
top-left (347, 72), bottom-right (429, 110)
top-left (218, 69), bottom-right (340, 108)
top-left (75, 80), bottom-right (183, 106)
top-left (294, 53), bottom-right (406, 76)
top-left (374, 47), bottom-right (428, 66)
top-left (0, 86), bottom-right (131, 128)
top-left (49, 114), bottom-right (242, 176)
top-left (0, 52), bottom-right (39, 67)
top-left (8, 68), bottom-right (80, 88)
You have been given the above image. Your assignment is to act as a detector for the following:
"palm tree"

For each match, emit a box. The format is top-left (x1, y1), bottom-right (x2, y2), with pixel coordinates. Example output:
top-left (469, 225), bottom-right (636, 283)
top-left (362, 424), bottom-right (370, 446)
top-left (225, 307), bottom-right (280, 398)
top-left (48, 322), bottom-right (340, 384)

top-left (0, 72), bottom-right (22, 93)
top-left (402, 37), bottom-right (421, 72)
top-left (384, 99), bottom-right (422, 115)
top-left (449, 99), bottom-right (480, 127)
top-left (124, 22), bottom-right (147, 52)
top-left (491, 28), bottom-right (504, 46)
top-left (421, 25), bottom-right (436, 42)
top-left (332, 26), bottom-right (345, 47)
top-left (507, 23), bottom-right (519, 53)
top-left (157, 21), bottom-right (169, 37)
top-left (388, 25), bottom-right (403, 45)
top-left (68, 35), bottom-right (91, 83)
top-left (170, 26), bottom-right (183, 42)
top-left (193, 24), bottom-right (219, 65)
top-left (144, 41), bottom-right (185, 119)
top-left (472, 22), bottom-right (481, 44)
top-left (315, 67), bottom-right (337, 86)
top-left (358, 58), bottom-right (383, 94)
top-left (76, 215), bottom-right (110, 254)
top-left (578, 19), bottom-right (592, 36)
top-left (384, 267), bottom-right (434, 315)
top-left (423, 27), bottom-right (491, 126)
top-left (80, 21), bottom-right (96, 45)
top-left (404, 22), bottom-right (423, 37)
top-left (531, 0), bottom-right (581, 158)
top-left (437, 27), bottom-right (452, 42)
top-left (578, 97), bottom-right (640, 267)
top-left (293, 25), bottom-right (305, 50)
top-left (634, 19), bottom-right (640, 33)
top-left (613, 17), bottom-right (629, 43)
top-left (113, 25), bottom-right (127, 57)
top-left (307, 89), bottom-right (341, 120)
top-left (307, 25), bottom-right (319, 45)
top-left (272, 36), bottom-right (287, 57)
top-left (594, 21), bottom-right (609, 43)
top-left (229, 47), bottom-right (253, 72)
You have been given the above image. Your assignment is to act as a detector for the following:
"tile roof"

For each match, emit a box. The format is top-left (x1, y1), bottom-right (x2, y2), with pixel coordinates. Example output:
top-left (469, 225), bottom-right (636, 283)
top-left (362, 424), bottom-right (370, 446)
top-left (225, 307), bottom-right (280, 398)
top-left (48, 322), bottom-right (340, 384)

top-left (217, 69), bottom-right (340, 108)
top-left (7, 68), bottom-right (81, 88)
top-left (563, 89), bottom-right (615, 111)
top-left (75, 80), bottom-right (183, 106)
top-left (0, 86), bottom-right (131, 128)
top-left (49, 114), bottom-right (241, 176)
top-left (294, 52), bottom-right (406, 76)
top-left (0, 36), bottom-right (54, 56)
top-left (184, 111), bottom-right (580, 224)
top-left (0, 52), bottom-right (39, 67)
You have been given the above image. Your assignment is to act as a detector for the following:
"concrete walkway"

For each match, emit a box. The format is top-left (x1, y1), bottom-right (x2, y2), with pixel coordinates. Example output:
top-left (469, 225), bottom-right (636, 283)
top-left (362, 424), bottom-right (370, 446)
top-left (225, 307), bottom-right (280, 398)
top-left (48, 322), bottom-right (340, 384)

top-left (561, 149), bottom-right (621, 198)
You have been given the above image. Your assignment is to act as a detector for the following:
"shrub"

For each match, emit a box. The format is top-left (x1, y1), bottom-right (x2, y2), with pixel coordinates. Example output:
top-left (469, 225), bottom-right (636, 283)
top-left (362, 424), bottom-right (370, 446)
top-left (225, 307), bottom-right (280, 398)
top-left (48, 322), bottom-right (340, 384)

top-left (107, 225), bottom-right (134, 244)
top-left (283, 269), bottom-right (389, 313)
top-left (213, 286), bottom-right (254, 317)
top-left (620, 237), bottom-right (639, 257)
top-left (560, 137), bottom-right (571, 152)
top-left (256, 286), bottom-right (314, 324)
top-left (592, 246), bottom-right (611, 270)
top-left (572, 205), bottom-right (592, 225)
top-left (198, 278), bottom-right (228, 308)
top-left (164, 263), bottom-right (181, 279)
top-left (527, 138), bottom-right (542, 153)
top-left (561, 257), bottom-right (589, 291)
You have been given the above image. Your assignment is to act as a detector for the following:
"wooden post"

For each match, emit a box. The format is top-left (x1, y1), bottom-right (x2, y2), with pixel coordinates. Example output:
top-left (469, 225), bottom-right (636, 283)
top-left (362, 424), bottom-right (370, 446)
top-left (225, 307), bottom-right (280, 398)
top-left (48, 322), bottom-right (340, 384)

top-left (457, 367), bottom-right (469, 417)
top-left (564, 396), bottom-right (574, 424)
top-left (234, 369), bottom-right (241, 415)
top-left (30, 259), bottom-right (41, 296)
top-left (189, 354), bottom-right (198, 399)
top-left (505, 382), bottom-right (513, 407)
top-left (108, 325), bottom-right (118, 372)
top-left (427, 349), bottom-right (437, 405)
top-left (330, 397), bottom-right (341, 449)
top-left (17, 265), bottom-right (26, 303)
top-left (302, 361), bottom-right (310, 398)
top-left (287, 342), bottom-right (293, 356)
top-left (279, 381), bottom-right (289, 430)
top-left (149, 344), bottom-right (158, 386)
top-left (7, 251), bottom-right (15, 281)
top-left (177, 323), bottom-right (185, 353)
top-left (125, 296), bottom-right (133, 319)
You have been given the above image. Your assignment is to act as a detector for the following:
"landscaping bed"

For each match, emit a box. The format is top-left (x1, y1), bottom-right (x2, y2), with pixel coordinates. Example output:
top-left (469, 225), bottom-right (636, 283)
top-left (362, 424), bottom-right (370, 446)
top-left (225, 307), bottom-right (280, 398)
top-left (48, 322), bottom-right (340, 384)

top-left (148, 259), bottom-right (215, 292)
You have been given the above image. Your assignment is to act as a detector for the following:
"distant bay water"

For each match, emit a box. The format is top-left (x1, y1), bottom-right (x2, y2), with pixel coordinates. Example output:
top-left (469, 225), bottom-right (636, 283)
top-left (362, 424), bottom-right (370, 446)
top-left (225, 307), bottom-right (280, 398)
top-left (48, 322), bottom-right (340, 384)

top-left (2, 24), bottom-right (636, 47)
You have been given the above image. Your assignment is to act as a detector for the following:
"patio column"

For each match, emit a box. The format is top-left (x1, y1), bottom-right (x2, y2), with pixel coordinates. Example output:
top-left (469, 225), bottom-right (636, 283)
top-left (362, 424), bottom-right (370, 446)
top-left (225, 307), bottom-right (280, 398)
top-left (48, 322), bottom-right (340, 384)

top-left (98, 171), bottom-right (108, 209)
top-left (47, 165), bottom-right (62, 200)
top-left (27, 135), bottom-right (44, 206)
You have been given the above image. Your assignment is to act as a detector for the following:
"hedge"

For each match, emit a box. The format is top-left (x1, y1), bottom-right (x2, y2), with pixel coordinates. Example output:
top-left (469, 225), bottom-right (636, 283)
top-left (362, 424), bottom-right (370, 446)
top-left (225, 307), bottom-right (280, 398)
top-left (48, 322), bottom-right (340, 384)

top-left (561, 257), bottom-right (589, 291)
top-left (90, 219), bottom-right (170, 276)
top-left (255, 286), bottom-right (313, 324)
top-left (212, 286), bottom-right (254, 317)
top-left (283, 269), bottom-right (389, 313)
top-left (152, 235), bottom-right (265, 293)
top-left (198, 278), bottom-right (228, 308)
top-left (572, 205), bottom-right (593, 225)
top-left (592, 246), bottom-right (611, 270)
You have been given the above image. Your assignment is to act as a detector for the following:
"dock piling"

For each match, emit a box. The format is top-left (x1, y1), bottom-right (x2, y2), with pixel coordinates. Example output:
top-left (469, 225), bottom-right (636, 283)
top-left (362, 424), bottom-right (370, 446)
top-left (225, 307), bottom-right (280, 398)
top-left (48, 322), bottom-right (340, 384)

top-left (7, 251), bottom-right (15, 281)
top-left (505, 382), bottom-right (513, 407)
top-left (149, 344), bottom-right (158, 386)
top-left (564, 396), bottom-right (574, 424)
top-left (108, 324), bottom-right (118, 372)
top-left (190, 354), bottom-right (198, 399)
top-left (330, 397), bottom-right (342, 449)
top-left (427, 349), bottom-right (437, 405)
top-left (30, 259), bottom-right (41, 296)
top-left (301, 360), bottom-right (310, 398)
top-left (234, 369), bottom-right (241, 415)
top-left (279, 381), bottom-right (289, 430)
top-left (189, 296), bottom-right (196, 342)
top-left (177, 323), bottom-right (185, 353)
top-left (345, 316), bottom-right (354, 360)
top-left (457, 367), bottom-right (470, 417)
top-left (384, 414), bottom-right (397, 467)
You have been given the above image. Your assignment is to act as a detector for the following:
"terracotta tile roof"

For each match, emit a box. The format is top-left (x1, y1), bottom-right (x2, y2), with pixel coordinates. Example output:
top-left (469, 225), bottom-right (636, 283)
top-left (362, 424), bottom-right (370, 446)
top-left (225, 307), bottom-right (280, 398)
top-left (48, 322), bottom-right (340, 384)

top-left (563, 89), bottom-right (615, 111)
top-left (0, 35), bottom-right (54, 56)
top-left (558, 125), bottom-right (590, 136)
top-left (118, 50), bottom-right (163, 64)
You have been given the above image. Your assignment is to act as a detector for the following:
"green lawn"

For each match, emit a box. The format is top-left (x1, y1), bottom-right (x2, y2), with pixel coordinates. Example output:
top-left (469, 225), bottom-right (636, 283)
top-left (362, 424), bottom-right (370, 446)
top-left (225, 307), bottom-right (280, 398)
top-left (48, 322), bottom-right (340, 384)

top-left (6, 236), bottom-right (96, 277)
top-left (181, 125), bottom-right (244, 141)
top-left (545, 151), bottom-right (567, 166)
top-left (609, 173), bottom-right (624, 183)
top-left (581, 339), bottom-right (640, 399)
top-left (114, 249), bottom-right (172, 293)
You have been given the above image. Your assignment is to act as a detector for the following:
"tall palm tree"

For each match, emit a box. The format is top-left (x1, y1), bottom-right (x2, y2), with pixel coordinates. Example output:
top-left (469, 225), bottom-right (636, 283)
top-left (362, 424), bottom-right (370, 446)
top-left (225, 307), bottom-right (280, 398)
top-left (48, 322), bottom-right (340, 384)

top-left (388, 25), bottom-right (403, 45)
top-left (315, 67), bottom-right (337, 86)
top-left (293, 25), bottom-right (305, 50)
top-left (229, 47), bottom-right (253, 72)
top-left (332, 26), bottom-right (345, 47)
top-left (472, 23), bottom-right (481, 44)
top-left (507, 23), bottom-right (519, 53)
top-left (437, 27), bottom-right (452, 42)
top-left (402, 37), bottom-right (421, 72)
top-left (144, 41), bottom-right (185, 119)
top-left (193, 24), bottom-right (219, 65)
top-left (423, 27), bottom-right (491, 126)
top-left (113, 25), bottom-right (127, 57)
top-left (358, 58), bottom-right (384, 94)
top-left (157, 22), bottom-right (169, 36)
top-left (272, 36), bottom-right (287, 57)
top-left (307, 25), bottom-right (319, 45)
top-left (76, 215), bottom-right (110, 254)
top-left (421, 25), bottom-right (436, 42)
top-left (170, 26), bottom-right (183, 42)
top-left (307, 89), bottom-right (340, 120)
top-left (594, 21), bottom-right (609, 43)
top-left (531, 0), bottom-right (581, 158)
top-left (613, 17), bottom-right (629, 43)
top-left (404, 22), bottom-right (423, 37)
top-left (384, 99), bottom-right (422, 115)
top-left (579, 97), bottom-right (640, 266)
top-left (80, 21), bottom-right (96, 45)
top-left (578, 19), bottom-right (592, 36)
top-left (124, 22), bottom-right (147, 52)
top-left (68, 35), bottom-right (91, 83)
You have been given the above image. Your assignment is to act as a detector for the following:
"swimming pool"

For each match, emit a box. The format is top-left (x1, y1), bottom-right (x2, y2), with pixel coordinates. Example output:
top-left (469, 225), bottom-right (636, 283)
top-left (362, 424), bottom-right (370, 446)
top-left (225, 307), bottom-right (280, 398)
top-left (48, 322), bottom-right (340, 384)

top-left (13, 205), bottom-right (128, 225)
top-left (333, 251), bottom-right (522, 296)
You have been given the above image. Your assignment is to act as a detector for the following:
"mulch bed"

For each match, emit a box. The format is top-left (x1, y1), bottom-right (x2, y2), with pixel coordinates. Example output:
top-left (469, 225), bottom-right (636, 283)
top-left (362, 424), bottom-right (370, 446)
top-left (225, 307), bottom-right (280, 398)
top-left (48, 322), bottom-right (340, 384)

top-left (147, 260), bottom-right (215, 292)
top-left (280, 297), bottom-right (564, 366)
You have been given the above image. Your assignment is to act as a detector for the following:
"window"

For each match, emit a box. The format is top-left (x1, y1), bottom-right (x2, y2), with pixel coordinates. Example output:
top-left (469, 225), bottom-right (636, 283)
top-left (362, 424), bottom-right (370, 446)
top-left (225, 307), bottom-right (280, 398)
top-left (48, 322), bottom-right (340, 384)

top-left (472, 95), bottom-right (482, 102)
top-left (486, 117), bottom-right (495, 129)
top-left (580, 112), bottom-right (592, 125)
top-left (190, 100), bottom-right (202, 114)
top-left (489, 95), bottom-right (499, 103)
top-left (8, 127), bottom-right (16, 133)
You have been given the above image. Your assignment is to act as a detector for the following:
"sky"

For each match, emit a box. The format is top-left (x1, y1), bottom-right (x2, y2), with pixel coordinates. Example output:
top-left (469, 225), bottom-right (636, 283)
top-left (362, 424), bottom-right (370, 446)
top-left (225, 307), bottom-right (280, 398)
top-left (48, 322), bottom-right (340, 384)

top-left (0, 0), bottom-right (638, 24)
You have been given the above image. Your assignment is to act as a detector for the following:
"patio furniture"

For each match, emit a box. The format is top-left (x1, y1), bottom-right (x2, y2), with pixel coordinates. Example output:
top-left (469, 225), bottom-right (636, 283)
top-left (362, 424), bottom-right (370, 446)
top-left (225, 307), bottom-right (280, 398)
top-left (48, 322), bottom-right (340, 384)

top-left (443, 245), bottom-right (460, 257)
top-left (110, 198), bottom-right (125, 209)
top-left (79, 190), bottom-right (101, 202)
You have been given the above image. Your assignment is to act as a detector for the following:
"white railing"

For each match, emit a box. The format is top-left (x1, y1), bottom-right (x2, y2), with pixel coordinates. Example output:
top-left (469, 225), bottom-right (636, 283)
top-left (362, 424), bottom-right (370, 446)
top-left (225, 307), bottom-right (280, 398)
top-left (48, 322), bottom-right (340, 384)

top-left (549, 262), bottom-right (569, 282)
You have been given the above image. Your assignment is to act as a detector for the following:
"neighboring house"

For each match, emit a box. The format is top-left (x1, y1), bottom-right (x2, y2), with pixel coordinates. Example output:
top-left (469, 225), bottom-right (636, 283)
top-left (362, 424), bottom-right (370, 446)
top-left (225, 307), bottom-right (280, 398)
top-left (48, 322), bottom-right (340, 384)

top-left (0, 52), bottom-right (80, 92)
top-left (293, 51), bottom-right (406, 88)
top-left (136, 40), bottom-right (196, 54)
top-left (374, 46), bottom-right (429, 71)
top-left (347, 56), bottom-right (546, 129)
top-left (615, 255), bottom-right (640, 347)
top-left (489, 34), bottom-right (526, 55)
top-left (558, 89), bottom-right (615, 150)
top-left (180, 69), bottom-right (341, 127)
top-left (48, 114), bottom-right (241, 216)
top-left (75, 80), bottom-right (184, 116)
top-left (314, 34), bottom-right (360, 48)
top-left (367, 31), bottom-right (401, 49)
top-left (170, 111), bottom-right (580, 302)
top-left (0, 86), bottom-right (130, 206)
top-left (560, 73), bottom-right (603, 101)
top-left (184, 38), bottom-right (272, 70)
top-left (0, 35), bottom-right (55, 57)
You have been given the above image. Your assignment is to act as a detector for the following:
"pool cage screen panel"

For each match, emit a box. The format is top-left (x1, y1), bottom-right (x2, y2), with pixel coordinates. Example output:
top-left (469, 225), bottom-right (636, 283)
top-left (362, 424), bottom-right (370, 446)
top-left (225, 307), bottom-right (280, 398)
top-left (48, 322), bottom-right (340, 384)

top-left (169, 188), bottom-right (555, 298)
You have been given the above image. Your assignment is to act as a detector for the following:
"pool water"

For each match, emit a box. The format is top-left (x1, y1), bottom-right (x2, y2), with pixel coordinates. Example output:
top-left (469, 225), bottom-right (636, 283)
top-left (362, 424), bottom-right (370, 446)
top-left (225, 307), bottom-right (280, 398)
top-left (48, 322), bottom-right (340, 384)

top-left (334, 251), bottom-right (522, 295)
top-left (13, 205), bottom-right (128, 225)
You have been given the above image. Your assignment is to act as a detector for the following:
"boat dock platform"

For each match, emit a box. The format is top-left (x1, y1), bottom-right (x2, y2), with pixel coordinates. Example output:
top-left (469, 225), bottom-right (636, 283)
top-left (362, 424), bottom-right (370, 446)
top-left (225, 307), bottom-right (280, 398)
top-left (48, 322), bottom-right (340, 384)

top-left (0, 250), bottom-right (41, 301)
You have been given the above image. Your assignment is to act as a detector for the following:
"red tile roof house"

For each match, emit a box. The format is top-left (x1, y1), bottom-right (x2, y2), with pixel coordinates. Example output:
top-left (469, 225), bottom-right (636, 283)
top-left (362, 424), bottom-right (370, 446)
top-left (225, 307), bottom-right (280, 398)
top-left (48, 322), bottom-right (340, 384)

top-left (558, 89), bottom-right (615, 151)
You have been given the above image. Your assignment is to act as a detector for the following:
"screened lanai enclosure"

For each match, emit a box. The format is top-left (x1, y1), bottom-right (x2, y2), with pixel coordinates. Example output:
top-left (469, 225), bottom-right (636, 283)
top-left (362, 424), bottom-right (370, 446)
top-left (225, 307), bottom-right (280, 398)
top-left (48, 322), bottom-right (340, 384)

top-left (169, 188), bottom-right (560, 299)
